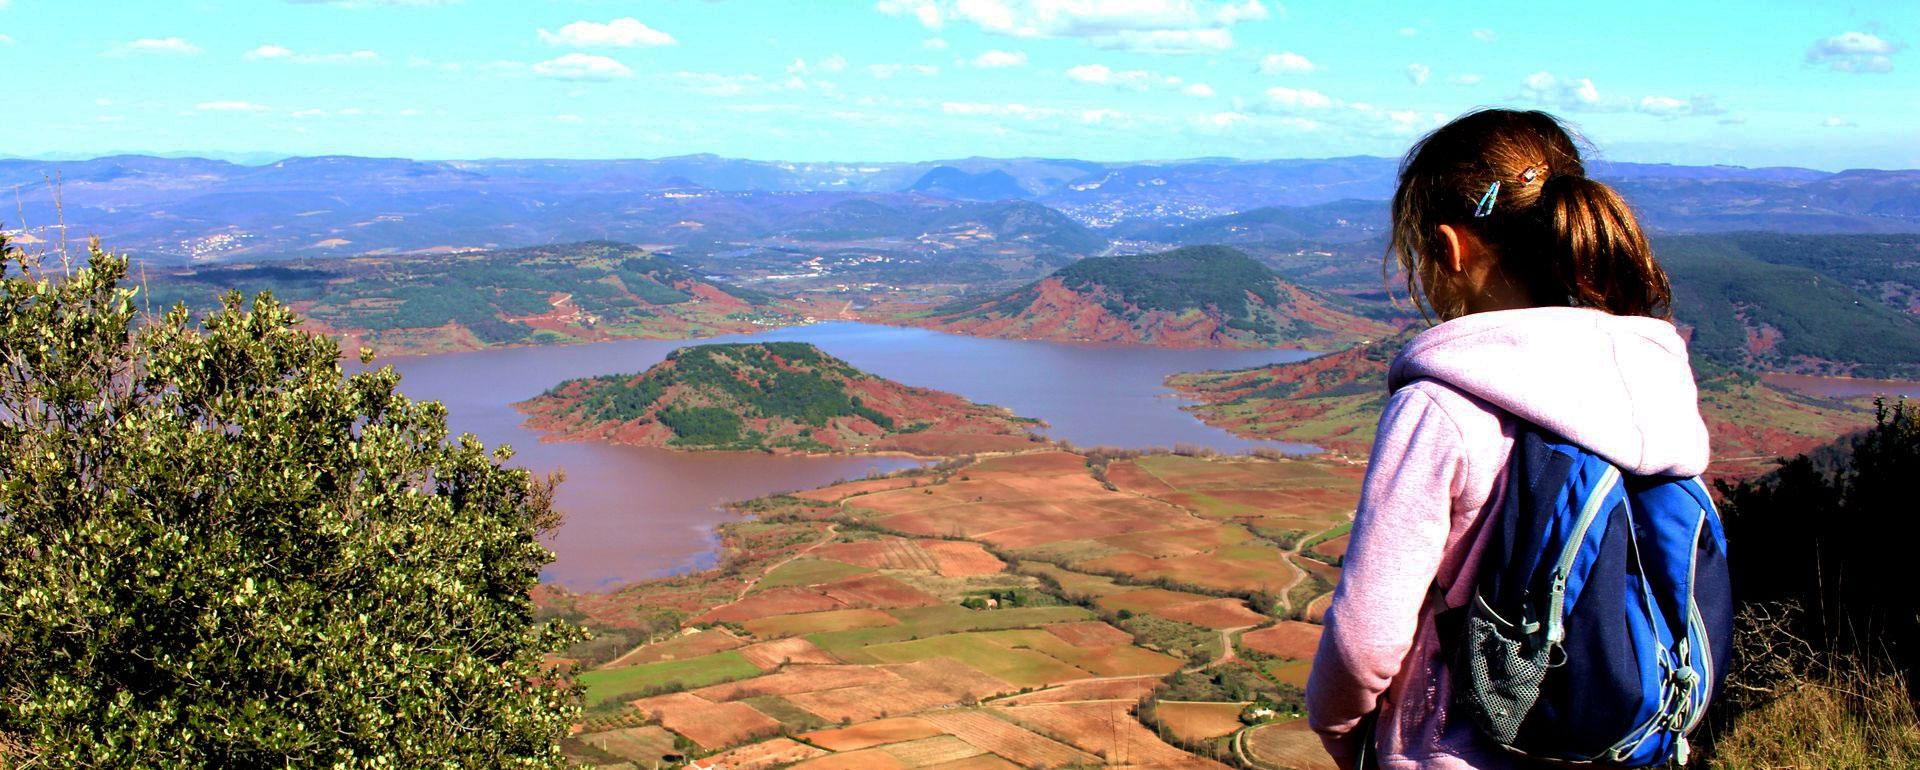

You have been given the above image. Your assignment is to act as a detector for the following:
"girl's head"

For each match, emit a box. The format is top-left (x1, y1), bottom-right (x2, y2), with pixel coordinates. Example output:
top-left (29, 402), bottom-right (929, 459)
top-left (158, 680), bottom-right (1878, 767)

top-left (1389, 108), bottom-right (1671, 321)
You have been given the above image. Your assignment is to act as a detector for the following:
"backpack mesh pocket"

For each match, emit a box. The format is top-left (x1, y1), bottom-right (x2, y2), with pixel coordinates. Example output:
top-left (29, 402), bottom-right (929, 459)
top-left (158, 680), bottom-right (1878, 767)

top-left (1460, 593), bottom-right (1551, 744)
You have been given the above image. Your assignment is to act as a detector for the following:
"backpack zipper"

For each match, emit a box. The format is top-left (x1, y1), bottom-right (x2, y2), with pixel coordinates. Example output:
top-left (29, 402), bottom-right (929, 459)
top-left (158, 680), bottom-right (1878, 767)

top-left (1546, 465), bottom-right (1621, 646)
top-left (1684, 490), bottom-right (1714, 733)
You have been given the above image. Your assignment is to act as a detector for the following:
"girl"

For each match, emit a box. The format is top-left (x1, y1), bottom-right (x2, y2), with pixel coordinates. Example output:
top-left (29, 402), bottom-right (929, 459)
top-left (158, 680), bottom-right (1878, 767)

top-left (1304, 109), bottom-right (1710, 769)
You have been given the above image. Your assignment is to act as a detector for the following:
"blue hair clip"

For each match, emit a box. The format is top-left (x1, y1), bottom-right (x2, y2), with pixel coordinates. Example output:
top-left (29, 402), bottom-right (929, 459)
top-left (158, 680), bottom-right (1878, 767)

top-left (1472, 180), bottom-right (1501, 218)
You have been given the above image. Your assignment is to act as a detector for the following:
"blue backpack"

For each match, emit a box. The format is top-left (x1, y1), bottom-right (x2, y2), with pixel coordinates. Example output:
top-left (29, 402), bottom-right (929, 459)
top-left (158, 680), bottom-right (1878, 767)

top-left (1441, 425), bottom-right (1733, 766)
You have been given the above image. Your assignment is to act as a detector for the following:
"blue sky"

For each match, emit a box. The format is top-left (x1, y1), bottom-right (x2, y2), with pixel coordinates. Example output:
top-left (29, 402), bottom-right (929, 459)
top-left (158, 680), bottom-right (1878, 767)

top-left (0, 0), bottom-right (1913, 168)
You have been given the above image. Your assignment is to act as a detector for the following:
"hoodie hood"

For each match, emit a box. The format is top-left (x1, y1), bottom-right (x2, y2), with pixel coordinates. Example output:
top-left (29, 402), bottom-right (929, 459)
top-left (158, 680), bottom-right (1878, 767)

top-left (1389, 306), bottom-right (1710, 477)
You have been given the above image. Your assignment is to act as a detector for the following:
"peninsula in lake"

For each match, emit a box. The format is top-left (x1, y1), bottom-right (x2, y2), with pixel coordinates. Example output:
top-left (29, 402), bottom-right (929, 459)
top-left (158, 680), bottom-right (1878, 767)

top-left (517, 341), bottom-right (1043, 457)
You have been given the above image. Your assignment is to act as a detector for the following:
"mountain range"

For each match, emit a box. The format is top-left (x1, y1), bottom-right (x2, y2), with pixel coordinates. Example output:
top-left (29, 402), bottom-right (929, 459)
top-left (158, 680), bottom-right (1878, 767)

top-left (7, 154), bottom-right (1918, 266)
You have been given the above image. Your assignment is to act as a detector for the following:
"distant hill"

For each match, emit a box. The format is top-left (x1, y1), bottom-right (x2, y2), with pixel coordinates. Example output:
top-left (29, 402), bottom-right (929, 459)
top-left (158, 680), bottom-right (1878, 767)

top-left (901, 246), bottom-right (1392, 349)
top-left (1123, 199), bottom-right (1389, 245)
top-left (517, 342), bottom-right (1041, 455)
top-left (1167, 332), bottom-right (1876, 478)
top-left (142, 241), bottom-right (801, 356)
top-left (904, 166), bottom-right (1031, 201)
top-left (7, 154), bottom-right (1916, 267)
top-left (1656, 234), bottom-right (1920, 377)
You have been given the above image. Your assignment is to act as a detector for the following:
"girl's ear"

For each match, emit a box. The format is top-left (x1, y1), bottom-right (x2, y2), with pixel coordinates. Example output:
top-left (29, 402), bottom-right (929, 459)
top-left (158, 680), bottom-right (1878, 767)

top-left (1437, 224), bottom-right (1469, 274)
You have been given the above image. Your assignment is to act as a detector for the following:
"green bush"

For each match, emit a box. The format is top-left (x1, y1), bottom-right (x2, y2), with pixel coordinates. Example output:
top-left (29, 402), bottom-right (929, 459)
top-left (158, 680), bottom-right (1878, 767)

top-left (0, 237), bottom-right (582, 766)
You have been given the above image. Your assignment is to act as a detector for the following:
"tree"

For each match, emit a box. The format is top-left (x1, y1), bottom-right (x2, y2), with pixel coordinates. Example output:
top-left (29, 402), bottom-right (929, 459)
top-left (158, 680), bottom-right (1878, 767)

top-left (1716, 399), bottom-right (1920, 683)
top-left (0, 236), bottom-right (582, 767)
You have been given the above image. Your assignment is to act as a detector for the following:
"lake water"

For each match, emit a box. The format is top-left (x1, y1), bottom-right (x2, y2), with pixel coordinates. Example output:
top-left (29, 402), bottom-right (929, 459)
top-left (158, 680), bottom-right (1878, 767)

top-left (1761, 373), bottom-right (1920, 400)
top-left (375, 322), bottom-right (1319, 590)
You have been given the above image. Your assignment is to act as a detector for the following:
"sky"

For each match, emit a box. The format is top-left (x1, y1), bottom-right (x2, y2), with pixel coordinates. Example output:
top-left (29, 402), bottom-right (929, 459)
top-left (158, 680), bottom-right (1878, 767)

top-left (0, 1), bottom-right (1914, 169)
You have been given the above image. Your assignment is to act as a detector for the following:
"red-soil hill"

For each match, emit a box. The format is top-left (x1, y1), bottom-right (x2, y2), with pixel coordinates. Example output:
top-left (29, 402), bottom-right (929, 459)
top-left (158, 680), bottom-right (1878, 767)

top-left (890, 246), bottom-right (1390, 350)
top-left (1167, 330), bottom-right (1411, 456)
top-left (517, 341), bottom-right (1041, 456)
top-left (1170, 330), bottom-right (1874, 479)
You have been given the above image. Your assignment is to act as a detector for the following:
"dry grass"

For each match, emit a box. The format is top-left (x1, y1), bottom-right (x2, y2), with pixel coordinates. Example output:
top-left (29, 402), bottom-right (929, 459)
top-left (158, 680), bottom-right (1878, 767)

top-left (1702, 603), bottom-right (1920, 769)
top-left (1706, 664), bottom-right (1918, 769)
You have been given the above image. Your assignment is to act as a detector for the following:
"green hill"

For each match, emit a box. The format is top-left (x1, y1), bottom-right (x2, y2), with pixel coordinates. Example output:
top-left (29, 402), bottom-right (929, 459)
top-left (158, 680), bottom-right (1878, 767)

top-left (1657, 234), bottom-right (1920, 377)
top-left (142, 241), bottom-right (797, 355)
top-left (915, 246), bottom-right (1391, 349)
top-left (518, 342), bottom-right (1038, 455)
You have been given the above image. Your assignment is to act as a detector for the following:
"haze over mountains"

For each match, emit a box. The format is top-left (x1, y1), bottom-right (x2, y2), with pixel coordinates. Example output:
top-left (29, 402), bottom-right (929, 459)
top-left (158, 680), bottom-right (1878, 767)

top-left (5, 154), bottom-right (1919, 266)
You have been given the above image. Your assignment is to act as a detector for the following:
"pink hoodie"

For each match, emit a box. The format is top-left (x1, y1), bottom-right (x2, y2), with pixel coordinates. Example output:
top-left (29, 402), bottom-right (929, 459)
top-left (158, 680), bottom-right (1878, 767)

top-left (1305, 306), bottom-right (1710, 770)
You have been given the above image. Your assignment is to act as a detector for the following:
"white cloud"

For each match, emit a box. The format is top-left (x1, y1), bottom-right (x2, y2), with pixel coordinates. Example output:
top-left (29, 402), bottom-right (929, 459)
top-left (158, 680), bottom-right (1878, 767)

top-left (1258, 51), bottom-right (1314, 74)
top-left (817, 54), bottom-right (849, 73)
top-left (941, 101), bottom-right (996, 115)
top-left (1264, 85), bottom-right (1332, 109)
top-left (937, 101), bottom-right (1069, 122)
top-left (922, 37), bottom-right (949, 50)
top-left (878, 0), bottom-right (944, 29)
top-left (1196, 111), bottom-right (1249, 128)
top-left (286, 0), bottom-right (462, 6)
top-left (1472, 28), bottom-right (1496, 42)
top-left (0, 35), bottom-right (14, 46)
top-left (245, 44), bottom-right (379, 63)
top-left (532, 53), bottom-right (633, 80)
top-left (1246, 89), bottom-right (1444, 137)
top-left (1822, 116), bottom-right (1856, 128)
top-left (1080, 108), bottom-right (1126, 123)
top-left (1101, 28), bottom-right (1232, 53)
top-left (1406, 63), bottom-right (1429, 86)
top-left (1449, 73), bottom-right (1482, 86)
top-left (1806, 31), bottom-right (1903, 73)
top-left (197, 100), bottom-right (269, 112)
top-left (540, 18), bottom-right (675, 48)
top-left (1637, 96), bottom-right (1687, 115)
top-left (107, 37), bottom-right (201, 56)
top-left (1521, 72), bottom-right (1723, 119)
top-left (1397, 27), bottom-right (1419, 37)
top-left (1520, 71), bottom-right (1602, 109)
top-left (972, 49), bottom-right (1028, 67)
top-left (877, 0), bottom-right (1269, 54)
top-left (1066, 63), bottom-right (1190, 92)
top-left (675, 72), bottom-right (766, 96)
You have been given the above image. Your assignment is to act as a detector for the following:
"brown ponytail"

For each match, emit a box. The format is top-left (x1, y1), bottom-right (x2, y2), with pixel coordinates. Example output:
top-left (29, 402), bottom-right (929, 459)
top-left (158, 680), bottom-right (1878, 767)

top-left (1538, 174), bottom-right (1669, 317)
top-left (1387, 108), bottom-right (1672, 321)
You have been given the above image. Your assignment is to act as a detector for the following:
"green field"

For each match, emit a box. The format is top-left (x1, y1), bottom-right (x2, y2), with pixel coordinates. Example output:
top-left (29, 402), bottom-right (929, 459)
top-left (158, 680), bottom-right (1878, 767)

top-left (754, 557), bottom-right (875, 591)
top-left (805, 605), bottom-right (1094, 656)
top-left (576, 650), bottom-right (763, 709)
top-left (742, 608), bottom-right (902, 638)
top-left (741, 695), bottom-right (832, 732)
top-left (851, 632), bottom-right (1090, 688)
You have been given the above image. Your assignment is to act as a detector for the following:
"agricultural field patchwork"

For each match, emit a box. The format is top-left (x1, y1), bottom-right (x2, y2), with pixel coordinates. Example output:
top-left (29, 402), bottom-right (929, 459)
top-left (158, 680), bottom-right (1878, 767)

top-left (550, 450), bottom-right (1359, 769)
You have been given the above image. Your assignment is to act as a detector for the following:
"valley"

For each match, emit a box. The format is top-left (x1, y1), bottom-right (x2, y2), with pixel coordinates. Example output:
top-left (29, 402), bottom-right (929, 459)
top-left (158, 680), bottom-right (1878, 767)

top-left (541, 449), bottom-right (1359, 770)
top-left (18, 151), bottom-right (1920, 770)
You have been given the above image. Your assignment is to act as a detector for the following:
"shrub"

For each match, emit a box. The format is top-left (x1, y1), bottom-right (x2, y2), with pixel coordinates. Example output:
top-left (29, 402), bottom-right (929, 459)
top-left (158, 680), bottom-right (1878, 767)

top-left (0, 238), bottom-right (582, 766)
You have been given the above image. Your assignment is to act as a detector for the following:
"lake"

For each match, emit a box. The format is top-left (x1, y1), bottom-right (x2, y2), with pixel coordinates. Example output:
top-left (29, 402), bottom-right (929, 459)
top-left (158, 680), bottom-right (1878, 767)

top-left (1761, 373), bottom-right (1920, 400)
top-left (375, 322), bottom-right (1320, 590)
